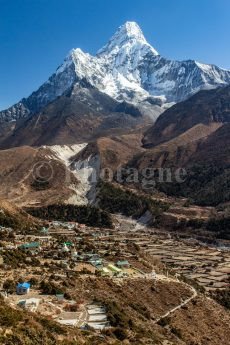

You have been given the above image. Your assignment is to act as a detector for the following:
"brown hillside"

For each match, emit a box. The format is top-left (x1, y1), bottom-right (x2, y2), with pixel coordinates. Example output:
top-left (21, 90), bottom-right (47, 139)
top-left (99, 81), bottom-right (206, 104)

top-left (0, 146), bottom-right (81, 207)
top-left (143, 85), bottom-right (230, 147)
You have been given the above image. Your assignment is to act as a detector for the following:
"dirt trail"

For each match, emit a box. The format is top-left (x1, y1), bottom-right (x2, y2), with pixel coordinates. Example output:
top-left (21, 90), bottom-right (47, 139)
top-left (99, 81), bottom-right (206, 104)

top-left (154, 276), bottom-right (197, 323)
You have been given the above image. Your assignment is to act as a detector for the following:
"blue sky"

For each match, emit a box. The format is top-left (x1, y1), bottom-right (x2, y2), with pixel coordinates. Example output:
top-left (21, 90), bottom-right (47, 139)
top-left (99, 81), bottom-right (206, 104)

top-left (0, 0), bottom-right (229, 110)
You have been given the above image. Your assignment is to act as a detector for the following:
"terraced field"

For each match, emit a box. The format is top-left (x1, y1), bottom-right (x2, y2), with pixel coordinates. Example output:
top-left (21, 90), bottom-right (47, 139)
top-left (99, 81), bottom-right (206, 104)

top-left (113, 216), bottom-right (230, 291)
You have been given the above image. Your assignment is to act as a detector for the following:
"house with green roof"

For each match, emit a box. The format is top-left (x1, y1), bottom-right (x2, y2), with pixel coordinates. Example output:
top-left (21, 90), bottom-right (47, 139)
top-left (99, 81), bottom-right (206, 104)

top-left (63, 241), bottom-right (73, 247)
top-left (108, 264), bottom-right (121, 273)
top-left (116, 260), bottom-right (130, 268)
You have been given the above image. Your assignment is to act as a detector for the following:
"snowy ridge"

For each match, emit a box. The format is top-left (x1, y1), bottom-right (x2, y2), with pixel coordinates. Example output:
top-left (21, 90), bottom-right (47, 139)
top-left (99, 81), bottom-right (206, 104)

top-left (1, 21), bottom-right (230, 122)
top-left (56, 22), bottom-right (230, 104)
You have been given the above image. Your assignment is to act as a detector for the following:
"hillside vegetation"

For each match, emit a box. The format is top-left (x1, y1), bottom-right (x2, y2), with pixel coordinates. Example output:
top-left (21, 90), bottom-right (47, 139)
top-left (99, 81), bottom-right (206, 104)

top-left (0, 199), bottom-right (38, 233)
top-left (156, 164), bottom-right (230, 207)
top-left (97, 182), bottom-right (169, 221)
top-left (26, 204), bottom-right (113, 228)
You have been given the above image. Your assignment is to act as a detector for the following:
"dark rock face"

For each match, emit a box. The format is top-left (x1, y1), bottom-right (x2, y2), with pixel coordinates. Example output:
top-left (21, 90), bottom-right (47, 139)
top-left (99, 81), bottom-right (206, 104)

top-left (0, 84), bottom-right (150, 148)
top-left (0, 101), bottom-right (30, 124)
top-left (114, 102), bottom-right (142, 117)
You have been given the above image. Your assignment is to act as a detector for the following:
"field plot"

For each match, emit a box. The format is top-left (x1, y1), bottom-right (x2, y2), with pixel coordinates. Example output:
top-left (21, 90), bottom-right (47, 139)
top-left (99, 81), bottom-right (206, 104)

top-left (134, 238), bottom-right (230, 290)
top-left (113, 215), bottom-right (230, 291)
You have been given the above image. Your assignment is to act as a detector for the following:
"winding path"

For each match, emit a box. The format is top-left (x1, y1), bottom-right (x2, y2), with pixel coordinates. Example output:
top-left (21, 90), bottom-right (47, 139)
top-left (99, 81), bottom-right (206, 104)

top-left (153, 281), bottom-right (197, 324)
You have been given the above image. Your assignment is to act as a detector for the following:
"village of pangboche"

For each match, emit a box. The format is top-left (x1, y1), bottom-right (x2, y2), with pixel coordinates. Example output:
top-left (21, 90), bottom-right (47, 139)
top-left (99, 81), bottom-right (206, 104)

top-left (0, 200), bottom-right (229, 344)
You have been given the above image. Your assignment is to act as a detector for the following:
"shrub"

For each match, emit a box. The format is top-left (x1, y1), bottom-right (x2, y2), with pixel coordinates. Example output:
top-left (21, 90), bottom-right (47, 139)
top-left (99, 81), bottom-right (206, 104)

top-left (40, 281), bottom-right (64, 295)
top-left (113, 327), bottom-right (128, 341)
top-left (2, 249), bottom-right (27, 268)
top-left (38, 318), bottom-right (66, 335)
top-left (171, 327), bottom-right (182, 338)
top-left (211, 289), bottom-right (230, 309)
top-left (0, 304), bottom-right (23, 327)
top-left (105, 300), bottom-right (131, 329)
top-left (130, 302), bottom-right (151, 319)
top-left (157, 316), bottom-right (171, 327)
top-left (3, 279), bottom-right (15, 294)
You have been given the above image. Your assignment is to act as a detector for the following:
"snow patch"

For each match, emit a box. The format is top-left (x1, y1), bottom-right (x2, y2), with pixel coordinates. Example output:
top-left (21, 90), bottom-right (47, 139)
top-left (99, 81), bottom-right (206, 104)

top-left (46, 144), bottom-right (100, 205)
top-left (47, 144), bottom-right (87, 166)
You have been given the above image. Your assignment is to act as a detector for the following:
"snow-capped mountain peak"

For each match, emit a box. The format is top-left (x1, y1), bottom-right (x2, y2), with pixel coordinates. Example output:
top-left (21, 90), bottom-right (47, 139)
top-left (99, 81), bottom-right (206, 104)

top-left (1, 21), bottom-right (230, 124)
top-left (97, 21), bottom-right (159, 57)
top-left (118, 21), bottom-right (146, 39)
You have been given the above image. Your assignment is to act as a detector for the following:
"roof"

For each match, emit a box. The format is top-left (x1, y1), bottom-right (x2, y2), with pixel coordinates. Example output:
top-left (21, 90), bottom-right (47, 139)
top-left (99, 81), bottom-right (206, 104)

top-left (17, 282), bottom-right (31, 289)
top-left (117, 260), bottom-right (130, 266)
top-left (63, 242), bottom-right (73, 246)
top-left (40, 227), bottom-right (49, 233)
top-left (108, 264), bottom-right (121, 272)
top-left (18, 298), bottom-right (40, 305)
top-left (86, 253), bottom-right (98, 257)
top-left (56, 294), bottom-right (64, 300)
top-left (101, 267), bottom-right (110, 273)
top-left (89, 258), bottom-right (102, 263)
top-left (57, 319), bottom-right (78, 326)
top-left (20, 242), bottom-right (40, 249)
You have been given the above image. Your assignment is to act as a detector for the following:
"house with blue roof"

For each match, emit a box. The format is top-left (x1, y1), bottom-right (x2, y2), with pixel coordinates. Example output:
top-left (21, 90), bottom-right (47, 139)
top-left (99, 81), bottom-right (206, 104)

top-left (16, 282), bottom-right (31, 295)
